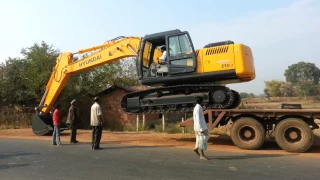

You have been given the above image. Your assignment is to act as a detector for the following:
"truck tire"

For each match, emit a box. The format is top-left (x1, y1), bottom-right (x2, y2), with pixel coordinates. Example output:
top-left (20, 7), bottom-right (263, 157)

top-left (275, 118), bottom-right (314, 153)
top-left (230, 117), bottom-right (266, 150)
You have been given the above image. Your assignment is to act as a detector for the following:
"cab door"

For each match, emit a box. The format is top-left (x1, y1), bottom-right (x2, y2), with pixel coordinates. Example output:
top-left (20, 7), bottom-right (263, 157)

top-left (165, 32), bottom-right (197, 75)
top-left (136, 39), bottom-right (144, 80)
top-left (136, 39), bottom-right (153, 80)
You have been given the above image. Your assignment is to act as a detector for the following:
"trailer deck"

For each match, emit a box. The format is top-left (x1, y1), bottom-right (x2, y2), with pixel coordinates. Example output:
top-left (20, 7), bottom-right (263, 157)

top-left (180, 108), bottom-right (320, 153)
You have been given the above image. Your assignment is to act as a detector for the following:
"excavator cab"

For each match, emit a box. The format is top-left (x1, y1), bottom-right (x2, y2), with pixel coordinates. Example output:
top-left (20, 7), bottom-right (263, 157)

top-left (136, 29), bottom-right (197, 86)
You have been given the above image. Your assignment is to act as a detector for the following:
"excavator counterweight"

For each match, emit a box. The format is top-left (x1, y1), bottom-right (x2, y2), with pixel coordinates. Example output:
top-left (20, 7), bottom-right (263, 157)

top-left (32, 29), bottom-right (256, 135)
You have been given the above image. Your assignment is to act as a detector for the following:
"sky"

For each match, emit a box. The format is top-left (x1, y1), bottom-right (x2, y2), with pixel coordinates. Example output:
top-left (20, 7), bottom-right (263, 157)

top-left (0, 0), bottom-right (319, 95)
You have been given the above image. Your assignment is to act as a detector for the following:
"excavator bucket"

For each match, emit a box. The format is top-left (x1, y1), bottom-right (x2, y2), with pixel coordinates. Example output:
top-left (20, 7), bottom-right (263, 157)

top-left (32, 114), bottom-right (69, 136)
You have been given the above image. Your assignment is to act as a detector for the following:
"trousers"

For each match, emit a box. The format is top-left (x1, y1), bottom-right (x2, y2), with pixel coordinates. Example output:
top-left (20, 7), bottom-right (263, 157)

top-left (92, 126), bottom-right (102, 149)
top-left (52, 125), bottom-right (61, 145)
top-left (70, 124), bottom-right (77, 142)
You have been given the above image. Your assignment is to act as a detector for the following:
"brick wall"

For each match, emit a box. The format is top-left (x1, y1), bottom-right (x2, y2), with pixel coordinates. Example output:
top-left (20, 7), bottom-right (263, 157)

top-left (74, 88), bottom-right (159, 129)
top-left (74, 87), bottom-right (187, 130)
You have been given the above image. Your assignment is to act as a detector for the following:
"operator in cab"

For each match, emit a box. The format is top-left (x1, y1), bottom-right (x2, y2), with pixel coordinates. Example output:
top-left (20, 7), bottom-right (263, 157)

top-left (158, 46), bottom-right (167, 65)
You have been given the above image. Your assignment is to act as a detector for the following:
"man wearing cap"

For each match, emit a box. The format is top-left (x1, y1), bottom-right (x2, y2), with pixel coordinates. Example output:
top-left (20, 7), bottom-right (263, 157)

top-left (90, 96), bottom-right (104, 150)
top-left (67, 99), bottom-right (79, 144)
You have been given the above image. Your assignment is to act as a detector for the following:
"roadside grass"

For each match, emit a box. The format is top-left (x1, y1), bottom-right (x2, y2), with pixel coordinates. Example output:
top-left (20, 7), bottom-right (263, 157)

top-left (239, 96), bottom-right (320, 109)
top-left (0, 106), bottom-right (32, 129)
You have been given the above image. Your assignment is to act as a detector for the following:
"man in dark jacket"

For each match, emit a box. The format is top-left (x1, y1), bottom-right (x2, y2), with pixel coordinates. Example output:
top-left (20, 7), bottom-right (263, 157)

top-left (67, 99), bottom-right (79, 143)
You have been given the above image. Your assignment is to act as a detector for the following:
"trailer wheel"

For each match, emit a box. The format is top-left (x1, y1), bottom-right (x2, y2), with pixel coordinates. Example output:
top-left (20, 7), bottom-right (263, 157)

top-left (275, 118), bottom-right (314, 153)
top-left (230, 117), bottom-right (266, 150)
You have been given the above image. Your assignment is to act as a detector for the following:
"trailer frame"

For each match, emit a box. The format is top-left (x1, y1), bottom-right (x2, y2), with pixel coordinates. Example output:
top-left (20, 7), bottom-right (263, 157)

top-left (180, 108), bottom-right (320, 153)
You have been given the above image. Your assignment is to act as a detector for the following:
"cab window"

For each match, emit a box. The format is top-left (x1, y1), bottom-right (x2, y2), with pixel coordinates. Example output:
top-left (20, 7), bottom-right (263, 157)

top-left (168, 34), bottom-right (192, 57)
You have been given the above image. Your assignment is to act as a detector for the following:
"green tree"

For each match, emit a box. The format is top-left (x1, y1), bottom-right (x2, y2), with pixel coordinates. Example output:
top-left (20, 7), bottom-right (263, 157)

top-left (240, 92), bottom-right (249, 99)
top-left (264, 80), bottom-right (283, 97)
top-left (0, 63), bottom-right (4, 106)
top-left (284, 61), bottom-right (320, 97)
top-left (295, 82), bottom-right (319, 98)
top-left (279, 82), bottom-right (296, 97)
top-left (284, 61), bottom-right (320, 84)
top-left (1, 57), bottom-right (31, 105)
top-left (20, 41), bottom-right (60, 105)
top-left (264, 88), bottom-right (270, 98)
top-left (116, 57), bottom-right (140, 86)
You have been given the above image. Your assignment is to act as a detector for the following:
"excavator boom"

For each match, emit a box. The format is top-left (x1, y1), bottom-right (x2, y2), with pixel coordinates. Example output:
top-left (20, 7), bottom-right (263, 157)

top-left (33, 36), bottom-right (142, 135)
top-left (37, 36), bottom-right (141, 115)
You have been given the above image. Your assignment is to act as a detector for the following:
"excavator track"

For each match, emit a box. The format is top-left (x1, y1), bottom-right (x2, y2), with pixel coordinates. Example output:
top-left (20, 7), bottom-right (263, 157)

top-left (120, 84), bottom-right (241, 114)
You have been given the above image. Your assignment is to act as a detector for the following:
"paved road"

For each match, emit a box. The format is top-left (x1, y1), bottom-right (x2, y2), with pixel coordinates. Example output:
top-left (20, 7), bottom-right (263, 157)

top-left (0, 138), bottom-right (319, 180)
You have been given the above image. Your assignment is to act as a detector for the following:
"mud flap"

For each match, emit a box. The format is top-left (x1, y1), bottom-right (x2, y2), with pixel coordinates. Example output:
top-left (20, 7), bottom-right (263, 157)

top-left (32, 114), bottom-right (69, 136)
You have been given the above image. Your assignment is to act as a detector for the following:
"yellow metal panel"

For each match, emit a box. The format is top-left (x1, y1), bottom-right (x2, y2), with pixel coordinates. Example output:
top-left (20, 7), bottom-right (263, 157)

top-left (202, 45), bottom-right (235, 73)
top-left (233, 44), bottom-right (256, 81)
top-left (142, 41), bottom-right (151, 67)
top-left (41, 52), bottom-right (73, 113)
top-left (67, 37), bottom-right (140, 74)
top-left (153, 48), bottom-right (163, 64)
top-left (195, 50), bottom-right (204, 73)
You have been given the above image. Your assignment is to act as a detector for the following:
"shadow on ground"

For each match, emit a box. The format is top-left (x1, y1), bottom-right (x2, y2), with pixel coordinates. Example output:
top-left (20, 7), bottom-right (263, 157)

top-left (172, 135), bottom-right (320, 153)
top-left (0, 152), bottom-right (37, 170)
top-left (60, 131), bottom-right (154, 135)
top-left (90, 145), bottom-right (175, 150)
top-left (0, 163), bottom-right (29, 170)
top-left (210, 153), bottom-right (298, 160)
top-left (0, 152), bottom-right (40, 160)
top-left (58, 141), bottom-right (176, 149)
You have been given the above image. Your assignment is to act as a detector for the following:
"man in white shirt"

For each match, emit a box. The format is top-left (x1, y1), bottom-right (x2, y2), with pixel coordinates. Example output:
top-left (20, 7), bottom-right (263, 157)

top-left (158, 46), bottom-right (167, 65)
top-left (193, 96), bottom-right (210, 160)
top-left (90, 96), bottom-right (104, 150)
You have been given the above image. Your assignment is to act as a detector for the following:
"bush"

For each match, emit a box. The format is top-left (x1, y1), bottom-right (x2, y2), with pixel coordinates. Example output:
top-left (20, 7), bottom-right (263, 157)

top-left (104, 122), bottom-right (150, 132)
top-left (0, 106), bottom-right (32, 129)
top-left (154, 122), bottom-right (194, 134)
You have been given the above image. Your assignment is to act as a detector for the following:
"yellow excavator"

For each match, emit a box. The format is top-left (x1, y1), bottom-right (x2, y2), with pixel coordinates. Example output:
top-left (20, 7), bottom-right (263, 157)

top-left (32, 29), bottom-right (255, 135)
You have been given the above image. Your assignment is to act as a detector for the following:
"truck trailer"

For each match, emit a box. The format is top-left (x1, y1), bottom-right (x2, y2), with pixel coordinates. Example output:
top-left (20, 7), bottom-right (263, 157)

top-left (180, 105), bottom-right (320, 153)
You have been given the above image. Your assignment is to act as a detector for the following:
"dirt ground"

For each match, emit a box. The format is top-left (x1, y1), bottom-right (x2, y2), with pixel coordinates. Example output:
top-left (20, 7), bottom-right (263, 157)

top-left (240, 96), bottom-right (320, 109)
top-left (0, 128), bottom-right (319, 158)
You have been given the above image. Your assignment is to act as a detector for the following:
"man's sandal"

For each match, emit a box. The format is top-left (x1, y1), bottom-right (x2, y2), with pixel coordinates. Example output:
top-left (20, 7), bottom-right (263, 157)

top-left (200, 155), bottom-right (210, 160)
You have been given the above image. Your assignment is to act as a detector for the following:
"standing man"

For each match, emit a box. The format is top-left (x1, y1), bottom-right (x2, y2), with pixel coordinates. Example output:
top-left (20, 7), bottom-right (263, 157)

top-left (90, 96), bottom-right (104, 150)
top-left (52, 103), bottom-right (62, 146)
top-left (67, 99), bottom-right (79, 144)
top-left (193, 96), bottom-right (210, 160)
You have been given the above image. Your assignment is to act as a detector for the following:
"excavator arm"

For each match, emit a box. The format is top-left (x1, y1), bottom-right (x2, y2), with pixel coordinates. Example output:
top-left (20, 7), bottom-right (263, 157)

top-left (33, 36), bottom-right (142, 135)
top-left (37, 36), bottom-right (141, 114)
